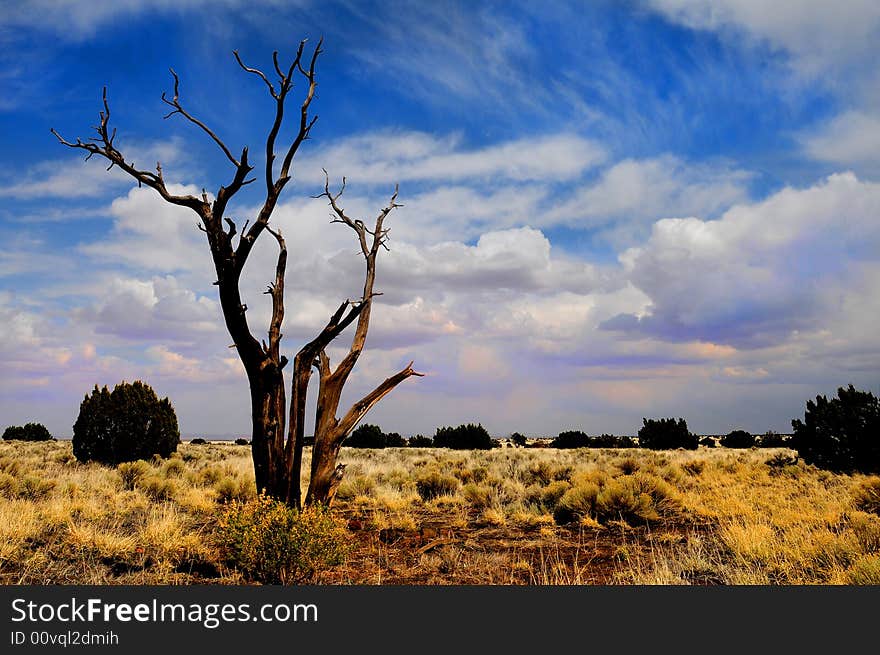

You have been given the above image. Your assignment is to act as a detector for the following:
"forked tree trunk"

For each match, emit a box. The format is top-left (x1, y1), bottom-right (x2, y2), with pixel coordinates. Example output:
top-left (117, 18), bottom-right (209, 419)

top-left (53, 39), bottom-right (422, 511)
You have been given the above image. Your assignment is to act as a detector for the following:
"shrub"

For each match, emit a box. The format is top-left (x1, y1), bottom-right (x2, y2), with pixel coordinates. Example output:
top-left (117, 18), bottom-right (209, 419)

top-left (791, 385), bottom-right (880, 472)
top-left (592, 434), bottom-right (636, 448)
top-left (853, 477), bottom-right (880, 516)
top-left (462, 483), bottom-right (496, 509)
top-left (385, 432), bottom-right (406, 448)
top-left (139, 476), bottom-right (176, 501)
top-left (721, 429), bottom-right (755, 449)
top-left (217, 495), bottom-right (350, 584)
top-left (522, 461), bottom-right (553, 486)
top-left (510, 433), bottom-right (528, 447)
top-left (595, 478), bottom-right (656, 524)
top-left (17, 475), bottom-right (56, 500)
top-left (699, 436), bottom-right (716, 448)
top-left (637, 418), bottom-right (697, 450)
top-left (344, 424), bottom-right (387, 448)
top-left (215, 477), bottom-right (255, 504)
top-left (415, 469), bottom-right (460, 500)
top-left (3, 422), bottom-right (53, 441)
top-left (551, 430), bottom-right (591, 449)
top-left (0, 472), bottom-right (16, 498)
top-left (117, 460), bottom-right (151, 490)
top-left (234, 438), bottom-right (250, 446)
top-left (534, 480), bottom-right (571, 510)
top-left (407, 435), bottom-right (434, 447)
top-left (72, 381), bottom-right (179, 465)
top-left (434, 423), bottom-right (494, 450)
top-left (757, 431), bottom-right (789, 448)
top-left (190, 438), bottom-right (208, 445)
top-left (162, 458), bottom-right (185, 478)
top-left (553, 482), bottom-right (600, 524)
top-left (846, 555), bottom-right (880, 585)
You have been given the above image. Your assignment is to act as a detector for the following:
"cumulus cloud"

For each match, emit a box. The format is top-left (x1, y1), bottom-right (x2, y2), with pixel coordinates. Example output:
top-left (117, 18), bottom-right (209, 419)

top-left (602, 172), bottom-right (880, 347)
top-left (541, 155), bottom-right (751, 242)
top-left (76, 275), bottom-right (221, 342)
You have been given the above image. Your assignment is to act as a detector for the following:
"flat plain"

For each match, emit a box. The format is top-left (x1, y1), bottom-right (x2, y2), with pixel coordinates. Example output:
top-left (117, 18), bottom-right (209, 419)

top-left (1, 440), bottom-right (879, 585)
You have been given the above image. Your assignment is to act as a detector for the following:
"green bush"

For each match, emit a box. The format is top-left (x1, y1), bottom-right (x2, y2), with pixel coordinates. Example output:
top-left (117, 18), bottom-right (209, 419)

top-left (637, 418), bottom-right (697, 450)
top-left (72, 381), bottom-right (179, 465)
top-left (407, 435), bottom-right (434, 447)
top-left (551, 430), bottom-right (591, 449)
top-left (791, 385), bottom-right (880, 472)
top-left (434, 423), bottom-right (494, 450)
top-left (721, 430), bottom-right (755, 449)
top-left (757, 431), bottom-right (789, 448)
top-left (510, 432), bottom-right (528, 447)
top-left (3, 422), bottom-right (53, 441)
top-left (344, 424), bottom-right (387, 448)
top-left (234, 438), bottom-right (250, 446)
top-left (217, 495), bottom-right (350, 584)
top-left (385, 432), bottom-right (406, 447)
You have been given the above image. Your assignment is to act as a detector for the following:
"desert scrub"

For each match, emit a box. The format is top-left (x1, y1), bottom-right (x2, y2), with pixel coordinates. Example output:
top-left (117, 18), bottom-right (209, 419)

top-left (845, 555), bottom-right (880, 585)
top-left (17, 475), bottom-right (56, 500)
top-left (117, 461), bottom-right (151, 491)
top-left (553, 482), bottom-right (600, 525)
top-left (216, 495), bottom-right (350, 584)
top-left (852, 477), bottom-right (880, 515)
top-left (416, 469), bottom-right (459, 500)
top-left (214, 476), bottom-right (254, 504)
top-left (595, 477), bottom-right (657, 524)
top-left (336, 475), bottom-right (377, 501)
top-left (525, 480), bottom-right (571, 511)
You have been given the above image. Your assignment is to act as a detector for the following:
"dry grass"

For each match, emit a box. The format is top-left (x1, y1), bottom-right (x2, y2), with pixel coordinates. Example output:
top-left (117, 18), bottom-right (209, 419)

top-left (0, 440), bottom-right (878, 585)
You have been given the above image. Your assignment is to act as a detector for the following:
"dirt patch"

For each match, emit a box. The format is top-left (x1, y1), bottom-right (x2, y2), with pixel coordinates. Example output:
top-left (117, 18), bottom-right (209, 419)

top-left (319, 506), bottom-right (713, 584)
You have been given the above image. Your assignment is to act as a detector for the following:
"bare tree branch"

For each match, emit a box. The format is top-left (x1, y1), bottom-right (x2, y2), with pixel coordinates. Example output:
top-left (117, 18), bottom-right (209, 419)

top-left (161, 69), bottom-right (241, 168)
top-left (233, 50), bottom-right (278, 99)
top-left (51, 88), bottom-right (208, 214)
top-left (336, 361), bottom-right (424, 444)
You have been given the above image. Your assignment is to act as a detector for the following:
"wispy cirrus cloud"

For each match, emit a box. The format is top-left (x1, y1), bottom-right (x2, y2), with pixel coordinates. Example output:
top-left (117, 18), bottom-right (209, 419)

top-left (295, 131), bottom-right (606, 186)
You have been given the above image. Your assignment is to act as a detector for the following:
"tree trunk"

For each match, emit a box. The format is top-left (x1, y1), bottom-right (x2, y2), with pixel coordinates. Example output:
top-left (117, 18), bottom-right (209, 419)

top-left (52, 41), bottom-right (423, 513)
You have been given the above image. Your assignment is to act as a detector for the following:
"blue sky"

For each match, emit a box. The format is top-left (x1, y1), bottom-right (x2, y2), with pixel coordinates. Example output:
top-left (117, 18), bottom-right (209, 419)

top-left (1, 1), bottom-right (879, 438)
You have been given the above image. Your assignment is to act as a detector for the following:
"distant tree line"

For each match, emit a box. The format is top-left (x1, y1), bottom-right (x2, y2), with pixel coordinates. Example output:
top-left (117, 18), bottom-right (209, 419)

top-left (2, 423), bottom-right (53, 441)
top-left (342, 423), bottom-right (496, 449)
top-left (8, 382), bottom-right (878, 475)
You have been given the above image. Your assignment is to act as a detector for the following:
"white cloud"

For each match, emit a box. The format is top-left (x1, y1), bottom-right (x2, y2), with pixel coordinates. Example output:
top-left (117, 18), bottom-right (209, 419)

top-left (0, 140), bottom-right (184, 200)
top-left (541, 155), bottom-right (751, 240)
top-left (647, 0), bottom-right (880, 74)
top-left (77, 275), bottom-right (221, 343)
top-left (800, 111), bottom-right (880, 169)
top-left (604, 172), bottom-right (880, 347)
top-left (296, 131), bottom-right (605, 186)
top-left (0, 1), bottom-right (296, 39)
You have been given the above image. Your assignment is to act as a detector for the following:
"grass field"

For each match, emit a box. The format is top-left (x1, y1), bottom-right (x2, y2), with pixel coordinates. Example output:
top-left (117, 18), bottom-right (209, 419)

top-left (1, 440), bottom-right (879, 585)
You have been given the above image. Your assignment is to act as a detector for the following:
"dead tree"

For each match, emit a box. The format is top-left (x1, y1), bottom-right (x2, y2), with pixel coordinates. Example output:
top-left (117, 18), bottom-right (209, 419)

top-left (52, 39), bottom-right (422, 508)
